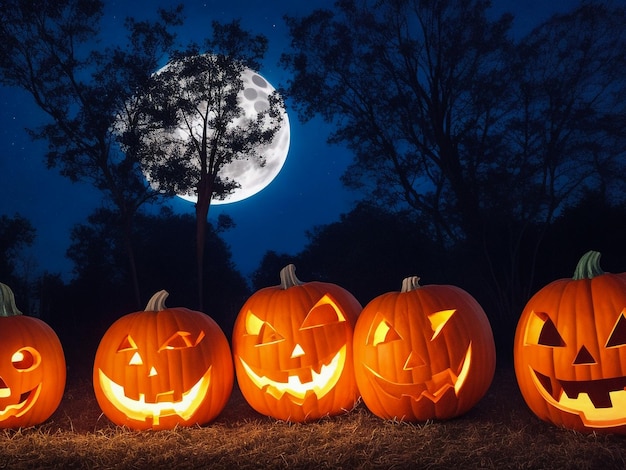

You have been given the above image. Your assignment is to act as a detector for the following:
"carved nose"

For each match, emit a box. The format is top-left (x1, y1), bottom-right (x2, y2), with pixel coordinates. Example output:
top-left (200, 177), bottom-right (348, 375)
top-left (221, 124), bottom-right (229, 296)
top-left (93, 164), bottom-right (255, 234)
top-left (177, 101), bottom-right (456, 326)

top-left (573, 345), bottom-right (596, 365)
top-left (291, 344), bottom-right (305, 358)
top-left (403, 351), bottom-right (425, 370)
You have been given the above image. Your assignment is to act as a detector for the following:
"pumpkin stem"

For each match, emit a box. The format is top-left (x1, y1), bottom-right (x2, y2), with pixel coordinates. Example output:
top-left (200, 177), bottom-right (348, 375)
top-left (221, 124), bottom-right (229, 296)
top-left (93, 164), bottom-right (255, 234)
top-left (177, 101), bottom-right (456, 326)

top-left (572, 250), bottom-right (605, 280)
top-left (280, 264), bottom-right (304, 289)
top-left (0, 282), bottom-right (23, 317)
top-left (401, 276), bottom-right (421, 293)
top-left (144, 290), bottom-right (169, 311)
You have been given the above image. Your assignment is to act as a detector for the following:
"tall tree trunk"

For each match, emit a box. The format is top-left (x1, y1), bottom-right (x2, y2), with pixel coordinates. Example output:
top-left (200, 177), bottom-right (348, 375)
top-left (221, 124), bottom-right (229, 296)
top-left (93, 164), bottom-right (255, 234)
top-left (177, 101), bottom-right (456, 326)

top-left (195, 175), bottom-right (213, 312)
top-left (195, 199), bottom-right (209, 312)
top-left (122, 213), bottom-right (141, 309)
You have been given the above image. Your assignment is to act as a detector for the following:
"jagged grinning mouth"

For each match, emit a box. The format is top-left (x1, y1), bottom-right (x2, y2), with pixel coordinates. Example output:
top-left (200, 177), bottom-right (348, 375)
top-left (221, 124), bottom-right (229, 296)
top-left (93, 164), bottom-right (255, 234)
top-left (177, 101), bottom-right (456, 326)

top-left (238, 347), bottom-right (346, 404)
top-left (364, 344), bottom-right (472, 403)
top-left (98, 367), bottom-right (211, 426)
top-left (0, 384), bottom-right (41, 419)
top-left (529, 367), bottom-right (626, 426)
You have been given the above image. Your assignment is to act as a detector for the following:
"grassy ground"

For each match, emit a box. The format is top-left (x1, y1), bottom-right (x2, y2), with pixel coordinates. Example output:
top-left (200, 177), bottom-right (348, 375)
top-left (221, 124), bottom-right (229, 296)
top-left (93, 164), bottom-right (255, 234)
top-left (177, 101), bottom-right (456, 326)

top-left (1, 366), bottom-right (625, 469)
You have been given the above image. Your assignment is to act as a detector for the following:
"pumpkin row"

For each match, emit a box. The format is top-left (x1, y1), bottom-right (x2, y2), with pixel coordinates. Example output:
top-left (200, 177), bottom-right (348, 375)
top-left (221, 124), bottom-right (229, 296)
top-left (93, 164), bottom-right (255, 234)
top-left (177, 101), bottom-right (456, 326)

top-left (2, 251), bottom-right (624, 434)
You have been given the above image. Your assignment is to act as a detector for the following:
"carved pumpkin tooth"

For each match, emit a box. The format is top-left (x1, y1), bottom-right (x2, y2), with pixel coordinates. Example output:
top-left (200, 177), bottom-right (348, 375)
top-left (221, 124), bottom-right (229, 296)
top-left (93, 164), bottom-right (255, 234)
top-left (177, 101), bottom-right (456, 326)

top-left (429, 369), bottom-right (455, 391)
top-left (124, 389), bottom-right (141, 402)
top-left (587, 389), bottom-right (613, 409)
top-left (156, 391), bottom-right (176, 403)
top-left (297, 368), bottom-right (313, 383)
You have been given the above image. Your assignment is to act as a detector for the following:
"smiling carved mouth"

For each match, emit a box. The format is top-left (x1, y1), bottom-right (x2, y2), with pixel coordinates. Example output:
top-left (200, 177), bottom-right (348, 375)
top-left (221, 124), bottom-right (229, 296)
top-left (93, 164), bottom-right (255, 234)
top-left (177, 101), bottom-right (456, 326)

top-left (529, 367), bottom-right (626, 426)
top-left (0, 384), bottom-right (41, 419)
top-left (364, 344), bottom-right (472, 403)
top-left (98, 367), bottom-right (211, 426)
top-left (238, 347), bottom-right (346, 404)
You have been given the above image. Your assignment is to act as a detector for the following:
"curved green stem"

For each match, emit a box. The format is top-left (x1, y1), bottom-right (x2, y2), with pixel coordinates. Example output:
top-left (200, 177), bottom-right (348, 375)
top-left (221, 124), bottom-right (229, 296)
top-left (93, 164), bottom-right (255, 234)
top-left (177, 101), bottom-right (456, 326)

top-left (573, 250), bottom-right (604, 280)
top-left (0, 282), bottom-right (23, 317)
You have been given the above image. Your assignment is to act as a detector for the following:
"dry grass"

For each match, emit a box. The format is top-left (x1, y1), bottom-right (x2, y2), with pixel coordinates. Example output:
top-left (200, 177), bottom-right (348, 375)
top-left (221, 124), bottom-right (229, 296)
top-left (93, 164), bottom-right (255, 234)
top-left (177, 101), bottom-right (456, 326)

top-left (2, 367), bottom-right (625, 469)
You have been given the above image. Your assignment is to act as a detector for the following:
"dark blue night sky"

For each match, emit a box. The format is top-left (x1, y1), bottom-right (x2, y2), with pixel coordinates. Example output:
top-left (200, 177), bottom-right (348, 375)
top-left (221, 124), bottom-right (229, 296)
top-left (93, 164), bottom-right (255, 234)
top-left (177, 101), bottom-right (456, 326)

top-left (0, 0), bottom-right (573, 282)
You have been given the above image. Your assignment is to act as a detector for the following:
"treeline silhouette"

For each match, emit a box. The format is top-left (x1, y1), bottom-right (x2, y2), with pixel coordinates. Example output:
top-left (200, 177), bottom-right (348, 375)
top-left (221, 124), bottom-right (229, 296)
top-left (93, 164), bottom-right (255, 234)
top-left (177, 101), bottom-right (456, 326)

top-left (4, 190), bottom-right (623, 371)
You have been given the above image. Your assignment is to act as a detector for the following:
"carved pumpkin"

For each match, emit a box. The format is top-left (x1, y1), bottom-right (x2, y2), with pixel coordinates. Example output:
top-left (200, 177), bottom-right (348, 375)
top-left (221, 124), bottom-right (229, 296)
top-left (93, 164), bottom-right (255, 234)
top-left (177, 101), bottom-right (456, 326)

top-left (0, 282), bottom-right (66, 429)
top-left (353, 276), bottom-right (496, 421)
top-left (514, 251), bottom-right (626, 433)
top-left (232, 264), bottom-right (361, 422)
top-left (93, 291), bottom-right (233, 430)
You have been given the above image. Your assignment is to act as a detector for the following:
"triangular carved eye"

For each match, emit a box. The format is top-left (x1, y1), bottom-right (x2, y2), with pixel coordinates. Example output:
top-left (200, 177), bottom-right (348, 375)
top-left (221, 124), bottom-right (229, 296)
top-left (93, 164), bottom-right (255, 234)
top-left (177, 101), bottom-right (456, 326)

top-left (257, 323), bottom-right (284, 345)
top-left (428, 309), bottom-right (456, 340)
top-left (159, 331), bottom-right (205, 351)
top-left (301, 295), bottom-right (347, 329)
top-left (538, 317), bottom-right (565, 347)
top-left (367, 313), bottom-right (402, 346)
top-left (245, 312), bottom-right (264, 335)
top-left (606, 311), bottom-right (626, 348)
top-left (524, 311), bottom-right (566, 347)
top-left (117, 335), bottom-right (143, 365)
top-left (117, 335), bottom-right (138, 352)
top-left (245, 311), bottom-right (284, 345)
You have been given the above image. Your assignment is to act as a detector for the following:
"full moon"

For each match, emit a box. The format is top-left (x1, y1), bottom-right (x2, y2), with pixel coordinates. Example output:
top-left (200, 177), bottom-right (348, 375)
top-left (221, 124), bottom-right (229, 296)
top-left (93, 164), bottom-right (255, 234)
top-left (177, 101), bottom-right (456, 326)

top-left (177, 69), bottom-right (290, 205)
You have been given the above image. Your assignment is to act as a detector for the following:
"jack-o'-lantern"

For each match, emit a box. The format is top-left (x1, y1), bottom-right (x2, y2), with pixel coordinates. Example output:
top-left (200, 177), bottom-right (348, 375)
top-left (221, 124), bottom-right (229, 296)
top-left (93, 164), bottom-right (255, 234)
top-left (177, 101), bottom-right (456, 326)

top-left (93, 290), bottom-right (233, 430)
top-left (232, 264), bottom-right (361, 422)
top-left (514, 251), bottom-right (626, 433)
top-left (353, 276), bottom-right (496, 421)
top-left (0, 282), bottom-right (66, 429)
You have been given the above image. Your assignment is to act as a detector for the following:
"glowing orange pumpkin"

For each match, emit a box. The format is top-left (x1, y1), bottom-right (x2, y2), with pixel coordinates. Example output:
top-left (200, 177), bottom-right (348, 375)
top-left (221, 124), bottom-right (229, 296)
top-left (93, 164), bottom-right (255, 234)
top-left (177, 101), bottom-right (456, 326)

top-left (93, 290), bottom-right (233, 430)
top-left (0, 282), bottom-right (66, 429)
top-left (353, 276), bottom-right (496, 421)
top-left (232, 264), bottom-right (361, 422)
top-left (514, 251), bottom-right (626, 433)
